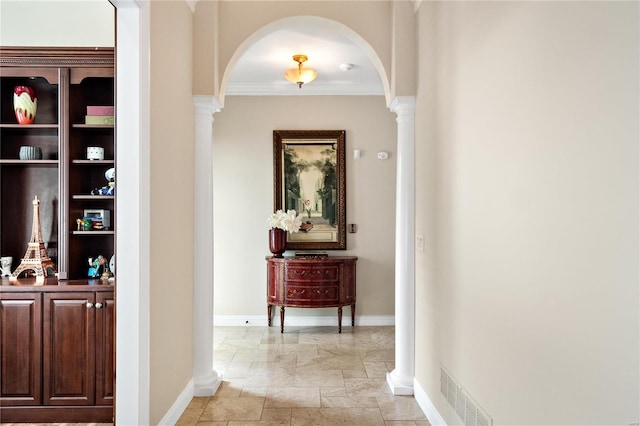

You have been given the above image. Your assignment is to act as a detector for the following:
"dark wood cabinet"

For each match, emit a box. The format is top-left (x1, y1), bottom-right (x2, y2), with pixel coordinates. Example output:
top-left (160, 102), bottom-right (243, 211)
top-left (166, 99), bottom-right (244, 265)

top-left (0, 283), bottom-right (113, 422)
top-left (266, 256), bottom-right (357, 333)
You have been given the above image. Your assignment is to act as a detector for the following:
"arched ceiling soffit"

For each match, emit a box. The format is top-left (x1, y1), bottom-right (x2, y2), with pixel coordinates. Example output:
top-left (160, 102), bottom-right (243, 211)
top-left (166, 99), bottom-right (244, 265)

top-left (220, 16), bottom-right (391, 104)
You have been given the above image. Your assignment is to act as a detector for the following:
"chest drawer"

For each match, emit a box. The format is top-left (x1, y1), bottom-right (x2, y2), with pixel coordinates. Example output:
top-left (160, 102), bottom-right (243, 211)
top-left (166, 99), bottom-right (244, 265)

top-left (285, 265), bottom-right (339, 283)
top-left (285, 285), bottom-right (339, 303)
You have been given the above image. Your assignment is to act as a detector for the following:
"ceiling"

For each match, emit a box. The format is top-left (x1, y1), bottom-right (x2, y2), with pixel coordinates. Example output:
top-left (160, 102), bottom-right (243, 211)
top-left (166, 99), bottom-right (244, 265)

top-left (224, 26), bottom-right (385, 96)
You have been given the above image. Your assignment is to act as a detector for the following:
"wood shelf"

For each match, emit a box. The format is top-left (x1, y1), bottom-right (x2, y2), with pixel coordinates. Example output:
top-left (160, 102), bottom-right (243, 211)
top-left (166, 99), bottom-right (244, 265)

top-left (0, 159), bottom-right (58, 165)
top-left (72, 195), bottom-right (114, 200)
top-left (0, 123), bottom-right (58, 129)
top-left (72, 230), bottom-right (114, 235)
top-left (71, 159), bottom-right (115, 165)
top-left (72, 124), bottom-right (114, 129)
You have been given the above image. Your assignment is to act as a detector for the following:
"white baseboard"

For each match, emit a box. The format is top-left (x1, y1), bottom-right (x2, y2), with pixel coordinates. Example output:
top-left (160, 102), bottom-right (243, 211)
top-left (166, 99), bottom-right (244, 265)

top-left (214, 314), bottom-right (394, 327)
top-left (159, 378), bottom-right (194, 426)
top-left (414, 378), bottom-right (447, 426)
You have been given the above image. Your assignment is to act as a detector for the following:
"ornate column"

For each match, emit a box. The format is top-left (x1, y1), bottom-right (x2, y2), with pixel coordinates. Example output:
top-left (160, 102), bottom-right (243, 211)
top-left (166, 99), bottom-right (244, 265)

top-left (193, 95), bottom-right (222, 396)
top-left (387, 96), bottom-right (416, 395)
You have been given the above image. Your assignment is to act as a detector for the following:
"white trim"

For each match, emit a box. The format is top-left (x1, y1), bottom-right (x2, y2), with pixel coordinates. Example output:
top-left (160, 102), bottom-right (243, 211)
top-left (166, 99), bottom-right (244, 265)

top-left (113, 1), bottom-right (151, 424)
top-left (158, 379), bottom-right (195, 426)
top-left (214, 314), bottom-right (395, 327)
top-left (225, 82), bottom-right (384, 96)
top-left (414, 378), bottom-right (447, 426)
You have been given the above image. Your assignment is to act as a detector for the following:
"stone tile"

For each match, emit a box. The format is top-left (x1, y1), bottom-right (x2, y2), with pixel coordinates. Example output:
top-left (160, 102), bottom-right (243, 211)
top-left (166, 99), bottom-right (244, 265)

top-left (320, 386), bottom-right (347, 397)
top-left (195, 422), bottom-right (229, 426)
top-left (176, 407), bottom-right (205, 424)
top-left (222, 362), bottom-right (252, 378)
top-left (227, 421), bottom-right (289, 426)
top-left (264, 386), bottom-right (321, 408)
top-left (297, 354), bottom-right (365, 371)
top-left (261, 407), bottom-right (292, 421)
top-left (241, 386), bottom-right (268, 398)
top-left (342, 369), bottom-right (368, 378)
top-left (377, 396), bottom-right (428, 421)
top-left (215, 380), bottom-right (245, 398)
top-left (187, 396), bottom-right (212, 409)
top-left (233, 348), bottom-right (279, 362)
top-left (261, 332), bottom-right (300, 344)
top-left (200, 397), bottom-right (265, 422)
top-left (290, 407), bottom-right (385, 425)
top-left (293, 368), bottom-right (344, 387)
top-left (344, 378), bottom-right (393, 398)
top-left (364, 361), bottom-right (391, 378)
top-left (321, 395), bottom-right (379, 408)
top-left (360, 349), bottom-right (395, 362)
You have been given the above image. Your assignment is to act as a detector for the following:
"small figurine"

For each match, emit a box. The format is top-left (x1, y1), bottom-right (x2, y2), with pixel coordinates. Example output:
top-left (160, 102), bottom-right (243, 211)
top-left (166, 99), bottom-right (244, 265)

top-left (0, 256), bottom-right (13, 277)
top-left (88, 255), bottom-right (105, 278)
top-left (91, 167), bottom-right (115, 196)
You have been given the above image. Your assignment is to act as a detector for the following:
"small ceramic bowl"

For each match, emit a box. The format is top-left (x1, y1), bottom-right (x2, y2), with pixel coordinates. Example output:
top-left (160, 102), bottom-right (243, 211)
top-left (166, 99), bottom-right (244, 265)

top-left (19, 145), bottom-right (42, 160)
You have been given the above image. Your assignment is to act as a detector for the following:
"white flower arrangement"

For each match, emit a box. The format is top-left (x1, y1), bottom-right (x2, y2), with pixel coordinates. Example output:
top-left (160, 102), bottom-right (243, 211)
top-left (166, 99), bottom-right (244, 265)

top-left (267, 209), bottom-right (303, 234)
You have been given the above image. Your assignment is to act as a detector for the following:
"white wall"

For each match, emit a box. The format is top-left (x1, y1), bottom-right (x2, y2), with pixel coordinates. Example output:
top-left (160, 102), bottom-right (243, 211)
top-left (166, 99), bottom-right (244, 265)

top-left (212, 96), bottom-right (397, 319)
top-left (415, 1), bottom-right (639, 424)
top-left (0, 1), bottom-right (114, 47)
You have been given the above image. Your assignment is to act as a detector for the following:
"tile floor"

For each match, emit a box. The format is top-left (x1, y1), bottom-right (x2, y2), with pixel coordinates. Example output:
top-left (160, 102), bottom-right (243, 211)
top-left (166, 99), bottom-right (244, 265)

top-left (177, 325), bottom-right (429, 426)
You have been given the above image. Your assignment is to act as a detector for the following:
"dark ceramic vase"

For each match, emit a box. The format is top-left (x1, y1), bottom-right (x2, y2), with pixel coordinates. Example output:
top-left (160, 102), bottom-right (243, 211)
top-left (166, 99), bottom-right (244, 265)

top-left (269, 228), bottom-right (286, 257)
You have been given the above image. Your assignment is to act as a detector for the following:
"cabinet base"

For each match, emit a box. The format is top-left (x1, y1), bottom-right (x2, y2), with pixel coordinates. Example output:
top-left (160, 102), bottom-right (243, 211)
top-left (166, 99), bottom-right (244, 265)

top-left (0, 405), bottom-right (113, 423)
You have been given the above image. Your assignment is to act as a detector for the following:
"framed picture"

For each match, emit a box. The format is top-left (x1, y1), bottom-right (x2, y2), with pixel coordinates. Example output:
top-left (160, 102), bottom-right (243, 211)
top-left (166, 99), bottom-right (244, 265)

top-left (273, 130), bottom-right (346, 250)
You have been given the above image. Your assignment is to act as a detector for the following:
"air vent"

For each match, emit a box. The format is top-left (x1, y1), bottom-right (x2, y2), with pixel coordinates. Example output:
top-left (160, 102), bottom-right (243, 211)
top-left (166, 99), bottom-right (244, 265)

top-left (441, 367), bottom-right (493, 426)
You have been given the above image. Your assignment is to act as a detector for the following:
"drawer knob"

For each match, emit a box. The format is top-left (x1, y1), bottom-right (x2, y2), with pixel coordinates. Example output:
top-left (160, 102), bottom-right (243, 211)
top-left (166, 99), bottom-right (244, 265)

top-left (317, 290), bottom-right (329, 295)
top-left (86, 302), bottom-right (94, 308)
top-left (293, 270), bottom-right (307, 275)
top-left (95, 302), bottom-right (103, 309)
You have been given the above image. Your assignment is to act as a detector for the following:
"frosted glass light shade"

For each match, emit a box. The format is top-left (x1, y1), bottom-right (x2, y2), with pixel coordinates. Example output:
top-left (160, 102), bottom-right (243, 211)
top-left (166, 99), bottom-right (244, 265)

top-left (284, 68), bottom-right (317, 87)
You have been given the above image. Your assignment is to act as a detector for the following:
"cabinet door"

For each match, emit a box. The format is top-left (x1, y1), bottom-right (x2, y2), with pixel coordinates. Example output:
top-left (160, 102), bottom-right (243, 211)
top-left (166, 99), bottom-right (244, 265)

top-left (0, 293), bottom-right (42, 405)
top-left (43, 292), bottom-right (95, 405)
top-left (95, 291), bottom-right (114, 405)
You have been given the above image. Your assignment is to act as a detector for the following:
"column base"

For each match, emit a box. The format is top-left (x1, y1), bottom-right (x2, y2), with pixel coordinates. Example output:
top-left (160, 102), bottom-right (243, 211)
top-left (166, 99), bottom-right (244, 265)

top-left (194, 371), bottom-right (222, 396)
top-left (386, 370), bottom-right (414, 395)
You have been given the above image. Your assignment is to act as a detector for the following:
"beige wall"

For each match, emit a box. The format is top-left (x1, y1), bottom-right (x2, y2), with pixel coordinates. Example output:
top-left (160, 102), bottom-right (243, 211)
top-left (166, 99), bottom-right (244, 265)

top-left (149, 1), bottom-right (195, 424)
top-left (193, 0), bottom-right (394, 98)
top-left (0, 0), bottom-right (114, 47)
top-left (212, 96), bottom-right (397, 317)
top-left (415, 1), bottom-right (639, 424)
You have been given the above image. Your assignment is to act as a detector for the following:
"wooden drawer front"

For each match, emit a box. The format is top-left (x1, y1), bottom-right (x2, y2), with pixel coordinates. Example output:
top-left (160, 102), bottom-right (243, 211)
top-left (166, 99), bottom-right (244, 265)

top-left (285, 285), bottom-right (339, 303)
top-left (285, 265), bottom-right (339, 283)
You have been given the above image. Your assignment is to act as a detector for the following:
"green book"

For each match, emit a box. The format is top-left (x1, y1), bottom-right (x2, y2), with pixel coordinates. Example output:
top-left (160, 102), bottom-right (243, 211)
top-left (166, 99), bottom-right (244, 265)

top-left (85, 115), bottom-right (114, 125)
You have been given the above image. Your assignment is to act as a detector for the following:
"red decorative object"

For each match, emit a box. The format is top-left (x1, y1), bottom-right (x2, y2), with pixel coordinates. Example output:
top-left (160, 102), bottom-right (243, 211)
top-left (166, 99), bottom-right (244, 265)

top-left (13, 85), bottom-right (37, 124)
top-left (269, 228), bottom-right (286, 257)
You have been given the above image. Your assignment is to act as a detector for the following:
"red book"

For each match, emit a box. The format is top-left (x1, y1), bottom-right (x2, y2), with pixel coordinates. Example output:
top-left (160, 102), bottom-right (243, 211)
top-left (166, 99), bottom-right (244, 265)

top-left (86, 105), bottom-right (114, 116)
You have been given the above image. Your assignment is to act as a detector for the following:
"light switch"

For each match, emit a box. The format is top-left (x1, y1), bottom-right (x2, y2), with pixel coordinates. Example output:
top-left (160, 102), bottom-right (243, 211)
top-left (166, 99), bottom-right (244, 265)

top-left (354, 149), bottom-right (361, 160)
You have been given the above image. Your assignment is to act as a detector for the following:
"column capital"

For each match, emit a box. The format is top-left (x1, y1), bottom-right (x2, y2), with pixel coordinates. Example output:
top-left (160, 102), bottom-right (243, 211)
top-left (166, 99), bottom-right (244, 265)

top-left (193, 95), bottom-right (222, 120)
top-left (389, 96), bottom-right (416, 116)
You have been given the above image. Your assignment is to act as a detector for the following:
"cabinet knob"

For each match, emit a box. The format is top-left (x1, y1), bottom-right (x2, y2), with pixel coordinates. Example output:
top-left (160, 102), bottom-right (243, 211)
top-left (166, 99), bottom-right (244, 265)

top-left (86, 302), bottom-right (94, 308)
top-left (95, 302), bottom-right (103, 309)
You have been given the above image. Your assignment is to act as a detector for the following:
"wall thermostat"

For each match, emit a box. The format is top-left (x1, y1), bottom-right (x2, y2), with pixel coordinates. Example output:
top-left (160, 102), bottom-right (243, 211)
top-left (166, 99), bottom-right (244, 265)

top-left (377, 151), bottom-right (389, 160)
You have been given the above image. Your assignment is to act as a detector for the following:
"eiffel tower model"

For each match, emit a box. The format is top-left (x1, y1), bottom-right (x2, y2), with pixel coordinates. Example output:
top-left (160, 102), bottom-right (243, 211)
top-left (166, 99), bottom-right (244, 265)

top-left (10, 196), bottom-right (57, 283)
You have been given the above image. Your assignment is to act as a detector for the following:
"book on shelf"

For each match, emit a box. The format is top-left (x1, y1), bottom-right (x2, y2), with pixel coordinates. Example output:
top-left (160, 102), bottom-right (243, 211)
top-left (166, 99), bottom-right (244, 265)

top-left (85, 115), bottom-right (114, 125)
top-left (86, 105), bottom-right (114, 115)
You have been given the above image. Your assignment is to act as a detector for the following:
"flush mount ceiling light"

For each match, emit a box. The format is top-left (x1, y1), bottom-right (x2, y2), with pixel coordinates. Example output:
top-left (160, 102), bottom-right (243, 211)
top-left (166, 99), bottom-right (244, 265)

top-left (284, 54), bottom-right (317, 88)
